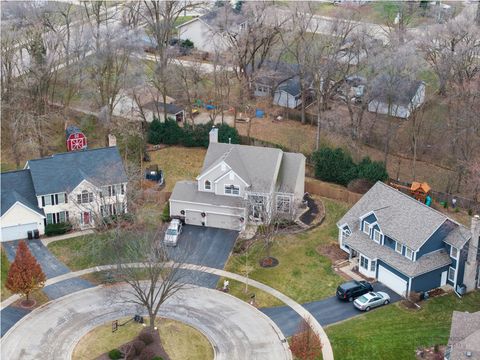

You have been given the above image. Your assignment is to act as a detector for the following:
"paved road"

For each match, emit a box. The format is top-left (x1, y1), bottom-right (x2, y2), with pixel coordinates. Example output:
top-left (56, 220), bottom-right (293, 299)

top-left (167, 225), bottom-right (238, 288)
top-left (1, 285), bottom-right (292, 360)
top-left (261, 283), bottom-right (403, 337)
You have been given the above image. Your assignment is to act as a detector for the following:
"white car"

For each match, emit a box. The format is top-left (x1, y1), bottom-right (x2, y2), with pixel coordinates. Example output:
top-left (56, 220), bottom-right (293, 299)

top-left (353, 291), bottom-right (390, 311)
top-left (164, 219), bottom-right (182, 246)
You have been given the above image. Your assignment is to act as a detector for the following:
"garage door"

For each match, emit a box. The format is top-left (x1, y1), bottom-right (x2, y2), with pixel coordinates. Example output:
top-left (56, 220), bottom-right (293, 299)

top-left (185, 210), bottom-right (204, 226)
top-left (1, 223), bottom-right (38, 242)
top-left (207, 213), bottom-right (241, 231)
top-left (377, 265), bottom-right (408, 296)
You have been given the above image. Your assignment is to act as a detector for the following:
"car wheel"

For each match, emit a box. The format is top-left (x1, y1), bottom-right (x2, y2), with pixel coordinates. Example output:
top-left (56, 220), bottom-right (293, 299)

top-left (348, 296), bottom-right (353, 302)
top-left (365, 307), bottom-right (370, 312)
top-left (384, 300), bottom-right (389, 305)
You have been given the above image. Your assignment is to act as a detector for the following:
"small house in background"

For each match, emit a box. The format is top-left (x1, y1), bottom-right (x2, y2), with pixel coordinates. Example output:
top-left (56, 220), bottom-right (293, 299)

top-left (145, 165), bottom-right (164, 186)
top-left (368, 75), bottom-right (425, 119)
top-left (66, 126), bottom-right (87, 152)
top-left (142, 101), bottom-right (185, 123)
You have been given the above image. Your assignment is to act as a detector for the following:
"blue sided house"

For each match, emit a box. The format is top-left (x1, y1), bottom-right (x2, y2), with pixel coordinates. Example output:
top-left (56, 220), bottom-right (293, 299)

top-left (337, 182), bottom-right (480, 297)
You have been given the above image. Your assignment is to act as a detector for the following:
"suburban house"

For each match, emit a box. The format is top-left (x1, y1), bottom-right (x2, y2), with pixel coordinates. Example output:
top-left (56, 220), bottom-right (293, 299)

top-left (0, 147), bottom-right (128, 242)
top-left (368, 75), bottom-right (426, 119)
top-left (177, 7), bottom-right (247, 53)
top-left (445, 311), bottom-right (480, 360)
top-left (252, 61), bottom-right (313, 109)
top-left (337, 182), bottom-right (480, 297)
top-left (169, 128), bottom-right (305, 231)
top-left (113, 88), bottom-right (184, 123)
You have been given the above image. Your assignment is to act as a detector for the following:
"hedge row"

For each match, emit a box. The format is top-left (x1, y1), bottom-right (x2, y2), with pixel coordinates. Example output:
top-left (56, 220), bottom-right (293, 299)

top-left (45, 222), bottom-right (73, 236)
top-left (312, 147), bottom-right (388, 186)
top-left (148, 118), bottom-right (240, 148)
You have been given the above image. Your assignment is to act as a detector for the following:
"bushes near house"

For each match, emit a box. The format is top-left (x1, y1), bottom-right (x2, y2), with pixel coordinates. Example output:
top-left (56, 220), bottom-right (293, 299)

top-left (312, 147), bottom-right (388, 186)
top-left (148, 119), bottom-right (239, 148)
top-left (108, 349), bottom-right (122, 360)
top-left (161, 202), bottom-right (170, 222)
top-left (45, 222), bottom-right (72, 236)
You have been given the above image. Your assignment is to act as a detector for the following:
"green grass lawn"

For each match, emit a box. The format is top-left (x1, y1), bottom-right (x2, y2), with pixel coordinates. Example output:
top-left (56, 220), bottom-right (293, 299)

top-left (326, 291), bottom-right (480, 360)
top-left (224, 198), bottom-right (350, 307)
top-left (1, 248), bottom-right (11, 300)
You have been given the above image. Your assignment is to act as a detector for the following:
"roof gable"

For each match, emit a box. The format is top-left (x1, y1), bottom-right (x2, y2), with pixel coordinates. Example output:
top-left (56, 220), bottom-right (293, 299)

top-left (0, 169), bottom-right (42, 217)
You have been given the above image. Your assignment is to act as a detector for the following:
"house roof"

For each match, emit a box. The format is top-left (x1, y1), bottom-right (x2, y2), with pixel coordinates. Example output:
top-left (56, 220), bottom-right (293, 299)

top-left (370, 74), bottom-right (424, 106)
top-left (201, 142), bottom-right (283, 193)
top-left (1, 169), bottom-right (43, 217)
top-left (170, 181), bottom-right (244, 209)
top-left (337, 182), bottom-right (460, 251)
top-left (252, 60), bottom-right (309, 96)
top-left (345, 231), bottom-right (451, 277)
top-left (443, 225), bottom-right (471, 249)
top-left (276, 152), bottom-right (305, 193)
top-left (196, 6), bottom-right (247, 31)
top-left (27, 147), bottom-right (128, 196)
top-left (143, 101), bottom-right (184, 115)
top-left (447, 311), bottom-right (480, 360)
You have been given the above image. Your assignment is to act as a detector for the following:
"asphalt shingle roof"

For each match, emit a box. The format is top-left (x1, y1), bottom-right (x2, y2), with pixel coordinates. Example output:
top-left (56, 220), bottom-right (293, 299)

top-left (197, 7), bottom-right (247, 31)
top-left (170, 181), bottom-right (244, 208)
top-left (337, 181), bottom-right (456, 251)
top-left (1, 169), bottom-right (43, 217)
top-left (448, 311), bottom-right (480, 360)
top-left (143, 101), bottom-right (184, 115)
top-left (27, 147), bottom-right (128, 196)
top-left (371, 74), bottom-right (423, 106)
top-left (276, 152), bottom-right (305, 193)
top-left (344, 231), bottom-right (451, 277)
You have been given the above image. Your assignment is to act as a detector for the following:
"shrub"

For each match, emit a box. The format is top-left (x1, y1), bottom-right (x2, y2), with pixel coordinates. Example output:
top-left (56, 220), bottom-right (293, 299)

top-left (131, 340), bottom-right (146, 355)
top-left (139, 348), bottom-right (156, 360)
top-left (312, 147), bottom-right (357, 186)
top-left (218, 122), bottom-right (240, 144)
top-left (356, 157), bottom-right (388, 183)
top-left (290, 320), bottom-right (322, 360)
top-left (108, 349), bottom-right (122, 360)
top-left (152, 357), bottom-right (164, 360)
top-left (180, 39), bottom-right (194, 49)
top-left (138, 329), bottom-right (155, 345)
top-left (161, 202), bottom-right (170, 222)
top-left (148, 118), bottom-right (183, 145)
top-left (45, 222), bottom-right (72, 236)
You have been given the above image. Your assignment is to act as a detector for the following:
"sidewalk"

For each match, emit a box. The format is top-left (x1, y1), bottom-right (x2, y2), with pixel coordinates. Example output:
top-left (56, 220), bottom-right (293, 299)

top-left (41, 229), bottom-right (94, 246)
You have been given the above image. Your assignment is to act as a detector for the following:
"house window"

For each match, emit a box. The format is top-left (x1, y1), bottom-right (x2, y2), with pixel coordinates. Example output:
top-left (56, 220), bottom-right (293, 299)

top-left (448, 266), bottom-right (455, 282)
top-left (44, 195), bottom-right (52, 206)
top-left (276, 195), bottom-right (291, 213)
top-left (395, 242), bottom-right (402, 254)
top-left (450, 246), bottom-right (458, 259)
top-left (121, 184), bottom-right (125, 195)
top-left (363, 222), bottom-right (371, 235)
top-left (205, 180), bottom-right (211, 190)
top-left (46, 211), bottom-right (68, 225)
top-left (108, 185), bottom-right (116, 197)
top-left (373, 229), bottom-right (382, 243)
top-left (405, 247), bottom-right (413, 260)
top-left (360, 256), bottom-right (369, 270)
top-left (78, 190), bottom-right (93, 204)
top-left (224, 184), bottom-right (239, 195)
top-left (370, 260), bottom-right (376, 272)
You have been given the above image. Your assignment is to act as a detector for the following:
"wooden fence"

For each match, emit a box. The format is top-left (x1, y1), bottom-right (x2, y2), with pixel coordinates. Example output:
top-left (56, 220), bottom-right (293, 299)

top-left (305, 178), bottom-right (362, 204)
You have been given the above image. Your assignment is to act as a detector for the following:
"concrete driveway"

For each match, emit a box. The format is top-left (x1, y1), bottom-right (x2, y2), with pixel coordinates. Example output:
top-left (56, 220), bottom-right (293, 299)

top-left (166, 225), bottom-right (238, 288)
top-left (1, 285), bottom-right (291, 360)
top-left (261, 282), bottom-right (403, 337)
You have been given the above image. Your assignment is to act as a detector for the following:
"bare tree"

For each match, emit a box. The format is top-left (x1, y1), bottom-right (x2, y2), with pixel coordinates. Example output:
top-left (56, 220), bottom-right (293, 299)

top-left (409, 98), bottom-right (430, 180)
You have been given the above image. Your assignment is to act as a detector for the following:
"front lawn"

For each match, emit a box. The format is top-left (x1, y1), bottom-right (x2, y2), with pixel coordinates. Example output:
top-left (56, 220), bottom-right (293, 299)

top-left (224, 198), bottom-right (350, 307)
top-left (326, 291), bottom-right (480, 360)
top-left (1, 248), bottom-right (11, 300)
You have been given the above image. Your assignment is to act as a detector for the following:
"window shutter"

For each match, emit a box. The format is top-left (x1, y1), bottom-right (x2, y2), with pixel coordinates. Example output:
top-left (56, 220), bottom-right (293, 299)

top-left (65, 193), bottom-right (68, 203)
top-left (42, 196), bottom-right (45, 207)
top-left (89, 193), bottom-right (93, 202)
top-left (55, 194), bottom-right (59, 205)
top-left (51, 195), bottom-right (55, 205)
top-left (77, 194), bottom-right (82, 203)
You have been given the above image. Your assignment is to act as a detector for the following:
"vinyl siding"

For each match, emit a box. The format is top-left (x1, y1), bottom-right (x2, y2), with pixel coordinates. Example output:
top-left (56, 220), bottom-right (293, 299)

top-left (384, 236), bottom-right (396, 251)
top-left (410, 265), bottom-right (449, 293)
top-left (417, 221), bottom-right (452, 259)
top-left (361, 213), bottom-right (377, 229)
top-left (456, 245), bottom-right (468, 286)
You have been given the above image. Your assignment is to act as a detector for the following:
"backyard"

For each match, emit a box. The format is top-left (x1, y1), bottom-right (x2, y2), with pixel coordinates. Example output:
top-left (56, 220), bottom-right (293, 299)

top-left (326, 291), bottom-right (480, 360)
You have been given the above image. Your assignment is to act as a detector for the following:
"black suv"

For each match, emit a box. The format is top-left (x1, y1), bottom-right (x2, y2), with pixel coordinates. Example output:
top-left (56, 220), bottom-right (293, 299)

top-left (336, 280), bottom-right (373, 302)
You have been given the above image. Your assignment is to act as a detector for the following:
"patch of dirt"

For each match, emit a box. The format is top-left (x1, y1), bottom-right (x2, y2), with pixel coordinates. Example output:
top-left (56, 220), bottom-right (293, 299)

top-left (259, 257), bottom-right (279, 268)
top-left (317, 243), bottom-right (349, 263)
top-left (427, 288), bottom-right (446, 298)
top-left (399, 299), bottom-right (421, 310)
top-left (416, 345), bottom-right (446, 360)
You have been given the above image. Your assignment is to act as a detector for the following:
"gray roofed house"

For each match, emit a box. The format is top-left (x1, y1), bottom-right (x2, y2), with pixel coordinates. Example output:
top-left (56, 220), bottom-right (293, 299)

top-left (446, 311), bottom-right (480, 360)
top-left (1, 170), bottom-right (43, 217)
top-left (337, 181), bottom-right (478, 297)
top-left (169, 128), bottom-right (305, 231)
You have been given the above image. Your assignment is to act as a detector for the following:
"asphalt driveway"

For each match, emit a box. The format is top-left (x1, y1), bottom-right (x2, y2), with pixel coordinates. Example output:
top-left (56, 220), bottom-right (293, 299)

top-left (167, 225), bottom-right (238, 289)
top-left (261, 282), bottom-right (403, 337)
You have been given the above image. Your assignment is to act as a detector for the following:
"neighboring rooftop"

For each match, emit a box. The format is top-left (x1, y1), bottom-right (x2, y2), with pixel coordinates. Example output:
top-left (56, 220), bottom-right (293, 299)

top-left (447, 311), bottom-right (480, 360)
top-left (143, 101), bottom-right (184, 115)
top-left (371, 74), bottom-right (424, 106)
top-left (276, 152), bottom-right (305, 193)
top-left (27, 147), bottom-right (128, 196)
top-left (0, 169), bottom-right (43, 217)
top-left (197, 6), bottom-right (247, 31)
top-left (337, 181), bottom-right (468, 251)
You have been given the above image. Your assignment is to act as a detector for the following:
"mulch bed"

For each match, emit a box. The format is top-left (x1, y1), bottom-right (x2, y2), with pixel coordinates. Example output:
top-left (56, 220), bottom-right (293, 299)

top-left (300, 194), bottom-right (318, 225)
top-left (259, 257), bottom-right (279, 268)
top-left (416, 345), bottom-right (446, 359)
top-left (427, 288), bottom-right (446, 298)
top-left (317, 243), bottom-right (349, 263)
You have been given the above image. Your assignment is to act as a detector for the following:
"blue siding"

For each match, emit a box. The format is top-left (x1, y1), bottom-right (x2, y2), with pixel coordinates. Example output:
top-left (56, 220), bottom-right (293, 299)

top-left (376, 260), bottom-right (409, 282)
top-left (361, 213), bottom-right (377, 231)
top-left (411, 265), bottom-right (450, 293)
top-left (384, 236), bottom-right (396, 250)
top-left (417, 221), bottom-right (454, 259)
top-left (456, 246), bottom-right (468, 285)
top-left (402, 246), bottom-right (406, 256)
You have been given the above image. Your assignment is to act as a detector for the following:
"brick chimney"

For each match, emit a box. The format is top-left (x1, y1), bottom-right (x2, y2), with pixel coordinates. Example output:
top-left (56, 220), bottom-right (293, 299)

top-left (463, 215), bottom-right (480, 292)
top-left (209, 126), bottom-right (218, 144)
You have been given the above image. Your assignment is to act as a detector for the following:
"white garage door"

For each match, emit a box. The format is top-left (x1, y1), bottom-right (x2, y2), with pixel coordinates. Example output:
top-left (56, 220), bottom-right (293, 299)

top-left (185, 210), bottom-right (204, 226)
top-left (377, 265), bottom-right (408, 296)
top-left (207, 213), bottom-right (241, 231)
top-left (1, 223), bottom-right (38, 242)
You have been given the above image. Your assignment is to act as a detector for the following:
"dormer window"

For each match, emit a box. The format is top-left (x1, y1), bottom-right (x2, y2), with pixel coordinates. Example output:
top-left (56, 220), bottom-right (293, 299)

top-left (363, 222), bottom-right (371, 235)
top-left (450, 246), bottom-right (458, 259)
top-left (373, 229), bottom-right (382, 243)
top-left (205, 180), bottom-right (211, 190)
top-left (225, 184), bottom-right (239, 195)
top-left (405, 247), bottom-right (413, 260)
top-left (395, 242), bottom-right (402, 254)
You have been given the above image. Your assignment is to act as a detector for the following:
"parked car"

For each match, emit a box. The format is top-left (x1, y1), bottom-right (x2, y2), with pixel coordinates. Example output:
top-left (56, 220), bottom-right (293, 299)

top-left (336, 280), bottom-right (373, 302)
top-left (164, 219), bottom-right (182, 246)
top-left (353, 291), bottom-right (390, 311)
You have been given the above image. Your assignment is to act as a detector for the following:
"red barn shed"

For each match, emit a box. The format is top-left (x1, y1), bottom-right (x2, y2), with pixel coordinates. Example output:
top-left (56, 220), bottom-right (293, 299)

top-left (66, 126), bottom-right (87, 151)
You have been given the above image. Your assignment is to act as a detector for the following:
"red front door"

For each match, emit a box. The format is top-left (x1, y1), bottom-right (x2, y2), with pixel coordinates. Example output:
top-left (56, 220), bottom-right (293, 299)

top-left (83, 212), bottom-right (90, 225)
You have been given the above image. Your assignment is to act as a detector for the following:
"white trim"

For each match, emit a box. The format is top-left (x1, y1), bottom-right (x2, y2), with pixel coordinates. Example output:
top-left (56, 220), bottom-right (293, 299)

top-left (450, 246), bottom-right (458, 260)
top-left (447, 266), bottom-right (456, 283)
top-left (213, 169), bottom-right (249, 187)
top-left (405, 247), bottom-right (413, 260)
top-left (1, 201), bottom-right (45, 219)
top-left (69, 178), bottom-right (97, 194)
top-left (204, 180), bottom-right (212, 191)
top-left (373, 229), bottom-right (382, 244)
top-left (224, 184), bottom-right (240, 196)
top-left (197, 161), bottom-right (231, 181)
top-left (395, 241), bottom-right (403, 254)
top-left (363, 222), bottom-right (371, 235)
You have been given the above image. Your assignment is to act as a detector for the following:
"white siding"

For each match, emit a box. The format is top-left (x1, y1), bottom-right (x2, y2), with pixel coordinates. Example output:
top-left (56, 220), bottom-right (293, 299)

top-left (1, 203), bottom-right (45, 241)
top-left (178, 20), bottom-right (228, 53)
top-left (273, 90), bottom-right (300, 109)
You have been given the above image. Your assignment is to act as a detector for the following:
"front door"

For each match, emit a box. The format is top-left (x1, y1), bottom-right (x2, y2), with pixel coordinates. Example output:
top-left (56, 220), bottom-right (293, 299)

top-left (441, 271), bottom-right (447, 286)
top-left (83, 212), bottom-right (90, 225)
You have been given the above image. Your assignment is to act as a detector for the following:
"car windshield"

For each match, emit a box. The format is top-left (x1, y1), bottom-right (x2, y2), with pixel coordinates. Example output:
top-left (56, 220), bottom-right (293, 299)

top-left (166, 229), bottom-right (177, 235)
top-left (357, 295), bottom-right (368, 303)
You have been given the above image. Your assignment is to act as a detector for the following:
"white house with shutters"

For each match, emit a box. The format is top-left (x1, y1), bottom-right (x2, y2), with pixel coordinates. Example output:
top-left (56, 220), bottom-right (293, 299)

top-left (0, 147), bottom-right (128, 242)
